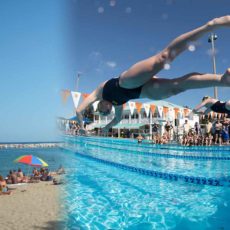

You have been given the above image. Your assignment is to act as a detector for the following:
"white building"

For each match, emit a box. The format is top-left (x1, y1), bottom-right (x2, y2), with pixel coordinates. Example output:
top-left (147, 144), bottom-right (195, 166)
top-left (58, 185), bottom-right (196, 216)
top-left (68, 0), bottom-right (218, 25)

top-left (88, 100), bottom-right (199, 139)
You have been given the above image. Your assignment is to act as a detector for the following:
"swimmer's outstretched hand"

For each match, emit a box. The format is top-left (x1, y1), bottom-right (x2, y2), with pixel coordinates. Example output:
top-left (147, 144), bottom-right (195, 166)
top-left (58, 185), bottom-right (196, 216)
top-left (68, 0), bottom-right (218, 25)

top-left (207, 15), bottom-right (230, 28)
top-left (191, 109), bottom-right (204, 115)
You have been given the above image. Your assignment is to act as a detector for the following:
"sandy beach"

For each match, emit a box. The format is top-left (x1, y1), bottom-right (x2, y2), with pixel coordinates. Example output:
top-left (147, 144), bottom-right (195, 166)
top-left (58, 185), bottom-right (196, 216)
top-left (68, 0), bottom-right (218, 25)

top-left (0, 180), bottom-right (64, 230)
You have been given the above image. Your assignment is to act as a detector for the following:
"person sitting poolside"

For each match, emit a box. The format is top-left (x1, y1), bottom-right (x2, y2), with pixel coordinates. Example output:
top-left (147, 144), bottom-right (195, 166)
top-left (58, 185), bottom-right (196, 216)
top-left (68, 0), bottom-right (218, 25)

top-left (193, 96), bottom-right (230, 115)
top-left (75, 16), bottom-right (230, 135)
top-left (136, 134), bottom-right (144, 144)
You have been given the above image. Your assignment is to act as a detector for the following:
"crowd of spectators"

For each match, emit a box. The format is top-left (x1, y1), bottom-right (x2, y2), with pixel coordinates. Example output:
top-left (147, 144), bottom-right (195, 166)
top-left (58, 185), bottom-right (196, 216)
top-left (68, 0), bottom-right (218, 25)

top-left (180, 118), bottom-right (230, 146)
top-left (58, 114), bottom-right (230, 146)
top-left (153, 117), bottom-right (230, 146)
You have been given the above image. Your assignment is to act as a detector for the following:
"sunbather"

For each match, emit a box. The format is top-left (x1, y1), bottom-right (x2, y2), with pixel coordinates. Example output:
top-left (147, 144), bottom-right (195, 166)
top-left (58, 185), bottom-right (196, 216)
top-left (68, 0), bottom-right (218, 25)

top-left (0, 175), bottom-right (11, 195)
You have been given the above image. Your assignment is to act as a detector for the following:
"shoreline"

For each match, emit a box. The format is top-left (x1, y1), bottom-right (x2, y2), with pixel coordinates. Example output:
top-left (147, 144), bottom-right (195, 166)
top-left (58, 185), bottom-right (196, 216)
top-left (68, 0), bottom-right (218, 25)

top-left (0, 180), bottom-right (65, 230)
top-left (0, 142), bottom-right (64, 149)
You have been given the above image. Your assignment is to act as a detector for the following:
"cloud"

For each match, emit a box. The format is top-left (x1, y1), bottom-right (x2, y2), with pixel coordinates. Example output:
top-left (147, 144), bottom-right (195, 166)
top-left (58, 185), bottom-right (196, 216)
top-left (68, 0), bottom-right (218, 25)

top-left (106, 61), bottom-right (117, 68)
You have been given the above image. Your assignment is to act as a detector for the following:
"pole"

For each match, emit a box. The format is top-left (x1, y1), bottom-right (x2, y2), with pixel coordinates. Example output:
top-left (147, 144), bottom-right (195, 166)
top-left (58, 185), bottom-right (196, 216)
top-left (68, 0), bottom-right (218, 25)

top-left (76, 72), bottom-right (81, 91)
top-left (208, 33), bottom-right (218, 99)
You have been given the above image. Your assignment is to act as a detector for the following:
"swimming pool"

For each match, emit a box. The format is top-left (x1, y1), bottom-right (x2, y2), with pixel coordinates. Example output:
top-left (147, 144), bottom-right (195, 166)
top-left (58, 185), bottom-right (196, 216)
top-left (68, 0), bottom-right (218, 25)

top-left (62, 136), bottom-right (230, 229)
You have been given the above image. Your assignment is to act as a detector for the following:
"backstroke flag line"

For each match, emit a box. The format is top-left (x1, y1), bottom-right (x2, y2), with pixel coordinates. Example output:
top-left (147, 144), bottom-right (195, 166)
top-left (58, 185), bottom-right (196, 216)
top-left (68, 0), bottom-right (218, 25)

top-left (71, 91), bottom-right (81, 109)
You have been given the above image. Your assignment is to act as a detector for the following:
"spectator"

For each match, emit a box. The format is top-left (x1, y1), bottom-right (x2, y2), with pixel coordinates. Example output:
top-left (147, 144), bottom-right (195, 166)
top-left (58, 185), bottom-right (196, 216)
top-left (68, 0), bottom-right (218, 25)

top-left (222, 125), bottom-right (229, 144)
top-left (164, 121), bottom-right (173, 140)
top-left (205, 120), bottom-right (213, 135)
top-left (0, 175), bottom-right (11, 195)
top-left (214, 120), bottom-right (223, 145)
top-left (194, 122), bottom-right (201, 135)
top-left (183, 120), bottom-right (190, 135)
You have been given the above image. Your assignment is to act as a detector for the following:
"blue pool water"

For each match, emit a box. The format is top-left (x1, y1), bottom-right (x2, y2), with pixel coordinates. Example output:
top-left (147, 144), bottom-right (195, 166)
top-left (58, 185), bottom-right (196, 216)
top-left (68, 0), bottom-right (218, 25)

top-left (1, 139), bottom-right (230, 229)
top-left (61, 136), bottom-right (230, 230)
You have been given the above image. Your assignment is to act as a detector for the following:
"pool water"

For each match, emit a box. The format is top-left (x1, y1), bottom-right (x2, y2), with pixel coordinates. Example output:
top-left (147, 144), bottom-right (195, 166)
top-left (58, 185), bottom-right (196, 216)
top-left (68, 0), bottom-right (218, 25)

top-left (61, 136), bottom-right (230, 230)
top-left (1, 139), bottom-right (230, 229)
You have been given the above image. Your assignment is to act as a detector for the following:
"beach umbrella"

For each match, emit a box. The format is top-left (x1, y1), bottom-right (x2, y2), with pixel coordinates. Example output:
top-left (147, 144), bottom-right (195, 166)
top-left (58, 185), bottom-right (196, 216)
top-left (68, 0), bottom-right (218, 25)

top-left (14, 155), bottom-right (48, 167)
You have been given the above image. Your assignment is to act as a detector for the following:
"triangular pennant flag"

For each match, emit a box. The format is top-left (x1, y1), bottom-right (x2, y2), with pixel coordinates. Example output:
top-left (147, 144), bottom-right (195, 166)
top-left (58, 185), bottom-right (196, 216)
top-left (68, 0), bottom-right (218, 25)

top-left (174, 108), bottom-right (179, 118)
top-left (157, 106), bottom-right (163, 117)
top-left (168, 107), bottom-right (175, 120)
top-left (150, 104), bottom-right (156, 114)
top-left (143, 103), bottom-right (150, 117)
top-left (71, 91), bottom-right (81, 109)
top-left (184, 108), bottom-right (189, 117)
top-left (128, 101), bottom-right (136, 115)
top-left (135, 102), bottom-right (142, 113)
top-left (179, 108), bottom-right (184, 119)
top-left (92, 101), bottom-right (99, 111)
top-left (61, 89), bottom-right (71, 104)
top-left (122, 103), bottom-right (126, 110)
top-left (82, 93), bottom-right (89, 100)
top-left (163, 106), bottom-right (169, 117)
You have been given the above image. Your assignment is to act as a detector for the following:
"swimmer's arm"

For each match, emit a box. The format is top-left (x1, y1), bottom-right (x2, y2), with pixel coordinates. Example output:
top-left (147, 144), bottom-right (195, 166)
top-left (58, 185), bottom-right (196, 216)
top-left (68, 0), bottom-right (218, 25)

top-left (102, 105), bottom-right (123, 131)
top-left (193, 100), bottom-right (209, 113)
top-left (203, 108), bottom-right (212, 115)
top-left (76, 90), bottom-right (99, 129)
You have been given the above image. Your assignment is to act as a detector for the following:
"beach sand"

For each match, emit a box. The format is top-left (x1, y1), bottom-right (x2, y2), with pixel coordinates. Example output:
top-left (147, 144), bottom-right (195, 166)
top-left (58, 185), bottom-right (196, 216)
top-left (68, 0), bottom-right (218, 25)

top-left (0, 180), bottom-right (65, 230)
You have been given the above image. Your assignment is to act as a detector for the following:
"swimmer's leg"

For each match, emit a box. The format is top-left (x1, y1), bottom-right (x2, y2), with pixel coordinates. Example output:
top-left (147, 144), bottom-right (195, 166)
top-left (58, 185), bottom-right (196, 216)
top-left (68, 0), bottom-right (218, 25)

top-left (141, 69), bottom-right (230, 100)
top-left (119, 16), bottom-right (230, 89)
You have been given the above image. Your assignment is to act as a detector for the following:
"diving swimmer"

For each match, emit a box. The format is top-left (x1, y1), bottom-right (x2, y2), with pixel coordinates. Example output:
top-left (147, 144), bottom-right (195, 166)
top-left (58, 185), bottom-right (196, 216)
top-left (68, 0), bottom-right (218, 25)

top-left (193, 96), bottom-right (230, 115)
top-left (75, 16), bottom-right (230, 134)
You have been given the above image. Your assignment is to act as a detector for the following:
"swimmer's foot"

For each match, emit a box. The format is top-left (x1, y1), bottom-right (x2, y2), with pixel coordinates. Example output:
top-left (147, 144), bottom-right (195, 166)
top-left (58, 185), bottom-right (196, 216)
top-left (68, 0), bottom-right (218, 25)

top-left (208, 15), bottom-right (230, 28)
top-left (221, 68), bottom-right (230, 86)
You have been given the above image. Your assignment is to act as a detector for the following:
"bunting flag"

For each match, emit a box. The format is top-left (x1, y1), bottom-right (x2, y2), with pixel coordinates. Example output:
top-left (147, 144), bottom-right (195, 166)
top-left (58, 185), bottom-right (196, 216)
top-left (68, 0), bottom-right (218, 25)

top-left (128, 101), bottom-right (136, 115)
top-left (143, 103), bottom-right (150, 117)
top-left (163, 106), bottom-right (169, 117)
top-left (179, 108), bottom-right (184, 119)
top-left (111, 106), bottom-right (115, 114)
top-left (168, 107), bottom-right (175, 120)
top-left (150, 104), bottom-right (156, 114)
top-left (92, 101), bottom-right (99, 111)
top-left (157, 106), bottom-right (163, 117)
top-left (174, 108), bottom-right (180, 119)
top-left (135, 102), bottom-right (142, 113)
top-left (122, 103), bottom-right (126, 110)
top-left (82, 93), bottom-right (89, 100)
top-left (61, 89), bottom-right (71, 104)
top-left (184, 108), bottom-right (189, 117)
top-left (71, 91), bottom-right (81, 109)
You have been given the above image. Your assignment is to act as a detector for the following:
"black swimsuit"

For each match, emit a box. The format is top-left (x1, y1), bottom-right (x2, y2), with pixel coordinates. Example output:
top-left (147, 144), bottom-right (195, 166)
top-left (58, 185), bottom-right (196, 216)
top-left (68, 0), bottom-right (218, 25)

top-left (102, 78), bottom-right (143, 106)
top-left (211, 101), bottom-right (230, 114)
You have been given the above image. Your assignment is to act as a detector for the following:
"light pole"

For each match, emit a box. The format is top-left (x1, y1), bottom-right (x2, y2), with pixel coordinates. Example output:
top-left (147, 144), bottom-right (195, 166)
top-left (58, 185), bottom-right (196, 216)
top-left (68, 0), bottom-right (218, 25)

top-left (208, 33), bottom-right (218, 99)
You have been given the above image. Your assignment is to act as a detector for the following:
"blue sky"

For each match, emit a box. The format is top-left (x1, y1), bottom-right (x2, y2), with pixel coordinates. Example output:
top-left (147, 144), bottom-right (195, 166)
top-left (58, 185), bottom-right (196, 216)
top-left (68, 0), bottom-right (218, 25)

top-left (0, 0), bottom-right (230, 142)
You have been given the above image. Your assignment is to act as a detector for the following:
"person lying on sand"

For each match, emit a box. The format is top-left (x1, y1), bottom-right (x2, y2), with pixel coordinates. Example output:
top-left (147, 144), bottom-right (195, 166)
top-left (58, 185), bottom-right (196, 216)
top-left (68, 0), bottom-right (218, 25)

top-left (0, 175), bottom-right (12, 195)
